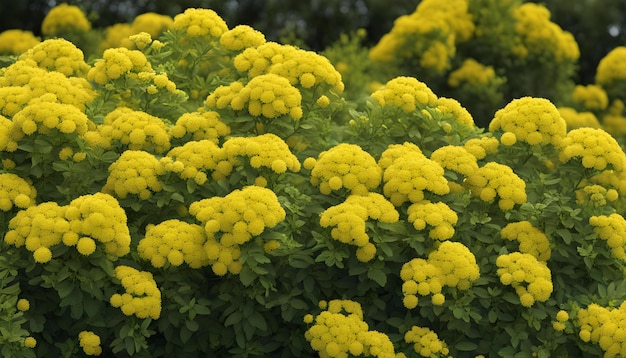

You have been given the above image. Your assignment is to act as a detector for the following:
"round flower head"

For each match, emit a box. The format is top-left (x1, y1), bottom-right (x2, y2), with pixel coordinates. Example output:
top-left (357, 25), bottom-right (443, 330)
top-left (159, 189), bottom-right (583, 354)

top-left (595, 47), bottom-right (626, 97)
top-left (130, 12), bottom-right (174, 38)
top-left (41, 3), bottom-right (91, 36)
top-left (371, 76), bottom-right (438, 113)
top-left (19, 38), bottom-right (90, 77)
top-left (138, 219), bottom-right (209, 268)
top-left (558, 127), bottom-right (626, 172)
top-left (558, 107), bottom-right (601, 130)
top-left (448, 58), bottom-right (497, 87)
top-left (98, 107), bottom-right (171, 154)
top-left (221, 133), bottom-right (300, 175)
top-left (500, 221), bottom-right (551, 261)
top-left (496, 251), bottom-right (553, 305)
top-left (164, 140), bottom-right (226, 182)
top-left (0, 173), bottom-right (37, 211)
top-left (572, 84), bottom-right (608, 111)
top-left (170, 110), bottom-right (230, 143)
top-left (465, 162), bottom-right (527, 211)
top-left (87, 48), bottom-right (153, 85)
top-left (78, 331), bottom-right (102, 356)
top-left (171, 8), bottom-right (228, 38)
top-left (405, 326), bottom-right (450, 357)
top-left (0, 29), bottom-right (40, 55)
top-left (102, 150), bottom-right (165, 199)
top-left (110, 265), bottom-right (161, 319)
top-left (407, 200), bottom-right (458, 240)
top-left (430, 145), bottom-right (479, 177)
top-left (589, 213), bottom-right (626, 262)
top-left (489, 97), bottom-right (566, 147)
top-left (434, 97), bottom-right (475, 128)
top-left (219, 25), bottom-right (266, 51)
top-left (11, 101), bottom-right (91, 138)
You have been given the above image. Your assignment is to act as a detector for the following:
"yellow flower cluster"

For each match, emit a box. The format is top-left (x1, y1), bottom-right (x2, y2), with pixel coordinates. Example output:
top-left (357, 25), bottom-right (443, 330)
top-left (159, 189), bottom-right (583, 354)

top-left (206, 74), bottom-right (303, 120)
top-left (434, 97), bottom-right (475, 128)
top-left (0, 29), bottom-right (40, 55)
top-left (171, 8), bottom-right (228, 38)
top-left (572, 84), bottom-right (609, 111)
top-left (430, 145), bottom-right (479, 177)
top-left (220, 25), bottom-right (266, 51)
top-left (577, 184), bottom-right (619, 207)
top-left (496, 252), bottom-right (553, 307)
top-left (552, 309), bottom-right (569, 332)
top-left (138, 219), bottom-right (208, 268)
top-left (404, 325), bottom-right (450, 357)
top-left (489, 97), bottom-right (567, 147)
top-left (370, 77), bottom-right (438, 113)
top-left (304, 299), bottom-right (403, 358)
top-left (78, 331), bottom-right (102, 356)
top-left (589, 213), bottom-right (626, 261)
top-left (558, 127), bottom-right (626, 172)
top-left (401, 241), bottom-right (479, 308)
top-left (500, 221), bottom-right (551, 261)
top-left (407, 200), bottom-right (458, 240)
top-left (129, 12), bottom-right (173, 38)
top-left (558, 107), bottom-right (601, 130)
top-left (99, 12), bottom-right (172, 51)
top-left (382, 151), bottom-right (449, 206)
top-left (102, 150), bottom-right (164, 200)
top-left (512, 3), bottom-right (579, 62)
top-left (16, 298), bottom-right (30, 312)
top-left (377, 143), bottom-right (424, 170)
top-left (87, 48), bottom-right (153, 85)
top-left (595, 47), bottom-right (626, 91)
top-left (169, 110), bottom-right (230, 143)
top-left (233, 42), bottom-right (344, 93)
top-left (465, 162), bottom-right (527, 211)
top-left (188, 186), bottom-right (285, 276)
top-left (162, 140), bottom-right (224, 184)
top-left (41, 3), bottom-right (91, 36)
top-left (11, 101), bottom-right (91, 139)
top-left (0, 173), bottom-right (37, 211)
top-left (65, 193), bottom-right (131, 257)
top-left (19, 38), bottom-right (90, 77)
top-left (221, 133), bottom-right (301, 175)
top-left (310, 143), bottom-right (381, 195)
top-left (576, 302), bottom-right (626, 356)
top-left (463, 137), bottom-right (499, 160)
top-left (320, 193), bottom-right (399, 262)
top-left (448, 58), bottom-right (497, 87)
top-left (94, 107), bottom-right (171, 154)
top-left (109, 265), bottom-right (161, 319)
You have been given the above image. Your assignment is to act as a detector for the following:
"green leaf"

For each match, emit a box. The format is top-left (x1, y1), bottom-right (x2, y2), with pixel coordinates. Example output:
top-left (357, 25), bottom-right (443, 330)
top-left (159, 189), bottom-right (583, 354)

top-left (224, 311), bottom-right (242, 327)
top-left (455, 341), bottom-right (478, 351)
top-left (367, 268), bottom-right (387, 287)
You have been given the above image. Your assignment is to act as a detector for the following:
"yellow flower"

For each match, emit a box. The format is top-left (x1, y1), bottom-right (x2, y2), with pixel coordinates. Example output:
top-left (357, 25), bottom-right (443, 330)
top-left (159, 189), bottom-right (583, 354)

top-left (19, 38), bottom-right (90, 77)
top-left (171, 8), bottom-right (228, 38)
top-left (500, 221), bottom-right (551, 261)
top-left (33, 246), bottom-right (52, 263)
top-left (465, 162), bottom-right (527, 210)
top-left (0, 29), bottom-right (40, 55)
top-left (558, 127), bottom-right (626, 172)
top-left (41, 3), bottom-right (91, 36)
top-left (110, 265), bottom-right (161, 319)
top-left (76, 237), bottom-right (96, 256)
top-left (219, 25), bottom-right (266, 51)
top-left (102, 150), bottom-right (164, 199)
top-left (17, 298), bottom-right (30, 311)
top-left (371, 76), bottom-right (437, 113)
top-left (572, 85), bottom-right (608, 111)
top-left (138, 220), bottom-right (208, 269)
top-left (558, 107), bottom-right (601, 130)
top-left (24, 336), bottom-right (37, 348)
top-left (79, 331), bottom-right (102, 356)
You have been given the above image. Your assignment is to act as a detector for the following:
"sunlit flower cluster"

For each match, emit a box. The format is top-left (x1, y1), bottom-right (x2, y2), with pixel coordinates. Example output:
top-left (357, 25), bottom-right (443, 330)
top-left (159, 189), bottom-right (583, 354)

top-left (188, 186), bottom-right (285, 275)
top-left (0, 87), bottom-right (31, 119)
top-left (320, 193), bottom-right (399, 262)
top-left (171, 8), bottom-right (228, 38)
top-left (41, 3), bottom-right (91, 36)
top-left (220, 25), bottom-right (266, 51)
top-left (576, 302), bottom-right (626, 356)
top-left (304, 299), bottom-right (402, 358)
top-left (206, 74), bottom-right (303, 120)
top-left (65, 193), bottom-right (131, 257)
top-left (589, 213), bottom-right (626, 261)
top-left (382, 151), bottom-right (449, 206)
top-left (602, 100), bottom-right (626, 137)
top-left (448, 58), bottom-right (497, 87)
top-left (162, 140), bottom-right (224, 184)
top-left (465, 162), bottom-right (527, 211)
top-left (109, 265), bottom-right (162, 319)
top-left (512, 3), bottom-right (579, 63)
top-left (489, 97), bottom-right (567, 147)
top-left (558, 127), bottom-right (626, 172)
top-left (496, 252), bottom-right (553, 307)
top-left (577, 184), bottom-right (619, 208)
top-left (11, 101), bottom-right (91, 140)
top-left (558, 107), bottom-right (601, 130)
top-left (87, 48), bottom-right (153, 85)
top-left (430, 145), bottom-right (479, 177)
top-left (463, 136), bottom-right (499, 160)
top-left (78, 331), bottom-right (102, 356)
top-left (401, 241), bottom-right (479, 308)
top-left (19, 38), bottom-right (90, 77)
top-left (233, 42), bottom-right (344, 93)
top-left (310, 143), bottom-right (381, 195)
top-left (572, 84), bottom-right (609, 111)
top-left (0, 29), bottom-right (40, 55)
top-left (129, 12), bottom-right (173, 39)
top-left (434, 97), bottom-right (475, 128)
top-left (221, 133), bottom-right (301, 174)
top-left (0, 173), bottom-right (37, 211)
top-left (404, 325), bottom-right (450, 357)
top-left (138, 219), bottom-right (208, 268)
top-left (377, 143), bottom-right (424, 170)
top-left (371, 76), bottom-right (438, 113)
top-left (500, 221), bottom-right (551, 261)
top-left (595, 46), bottom-right (626, 94)
top-left (552, 309), bottom-right (569, 332)
top-left (407, 200), bottom-right (458, 240)
top-left (102, 150), bottom-right (165, 200)
top-left (169, 110), bottom-right (230, 144)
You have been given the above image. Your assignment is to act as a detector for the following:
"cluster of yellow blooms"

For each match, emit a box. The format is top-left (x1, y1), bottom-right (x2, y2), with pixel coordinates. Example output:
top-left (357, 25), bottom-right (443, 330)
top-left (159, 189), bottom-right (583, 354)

top-left (430, 145), bottom-right (479, 177)
top-left (102, 150), bottom-right (165, 200)
top-left (19, 38), bottom-right (90, 77)
top-left (0, 29), bottom-right (40, 55)
top-left (369, 0), bottom-right (473, 73)
top-left (188, 186), bottom-right (285, 275)
top-left (433, 97), bottom-right (476, 128)
top-left (448, 59), bottom-right (497, 88)
top-left (309, 143), bottom-right (382, 195)
top-left (382, 150), bottom-right (449, 206)
top-left (109, 265), bottom-right (161, 319)
top-left (11, 100), bottom-right (91, 139)
top-left (404, 325), bottom-right (450, 357)
top-left (222, 133), bottom-right (301, 174)
top-left (233, 42), bottom-right (344, 93)
top-left (320, 193), bottom-right (399, 262)
top-left (463, 137), bottom-right (499, 160)
top-left (465, 162), bottom-right (527, 211)
top-left (595, 46), bottom-right (626, 93)
top-left (304, 299), bottom-right (404, 358)
top-left (558, 107), bottom-right (601, 130)
top-left (162, 140), bottom-right (223, 184)
top-left (401, 241), bottom-right (479, 308)
top-left (512, 3), bottom-right (579, 63)
top-left (138, 219), bottom-right (208, 268)
top-left (576, 184), bottom-right (619, 207)
top-left (100, 13), bottom-right (173, 50)
top-left (489, 97), bottom-right (567, 147)
top-left (558, 127), bottom-right (626, 172)
top-left (169, 110), bottom-right (230, 144)
top-left (78, 331), bottom-right (102, 356)
top-left (589, 213), bottom-right (626, 261)
top-left (500, 221), bottom-right (551, 261)
top-left (40, 3), bottom-right (91, 36)
top-left (87, 48), bottom-right (153, 85)
top-left (377, 143), bottom-right (423, 170)
top-left (371, 77), bottom-right (438, 113)
top-left (220, 25), bottom-right (266, 51)
top-left (0, 173), bottom-right (37, 211)
top-left (407, 200), bottom-right (458, 240)
top-left (171, 8), bottom-right (228, 38)
top-left (552, 309), bottom-right (569, 332)
top-left (571, 84), bottom-right (609, 112)
top-left (206, 74), bottom-right (304, 120)
top-left (576, 302), bottom-right (626, 357)
top-left (496, 252), bottom-right (553, 307)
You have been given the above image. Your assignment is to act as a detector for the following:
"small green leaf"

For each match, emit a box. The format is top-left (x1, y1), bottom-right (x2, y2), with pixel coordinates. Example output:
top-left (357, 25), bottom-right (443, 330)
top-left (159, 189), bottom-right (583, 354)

top-left (367, 268), bottom-right (387, 287)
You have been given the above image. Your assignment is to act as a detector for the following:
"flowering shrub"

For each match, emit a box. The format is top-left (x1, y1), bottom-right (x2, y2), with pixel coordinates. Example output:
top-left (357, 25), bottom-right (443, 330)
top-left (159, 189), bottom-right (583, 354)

top-left (2, 3), bottom-right (626, 358)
